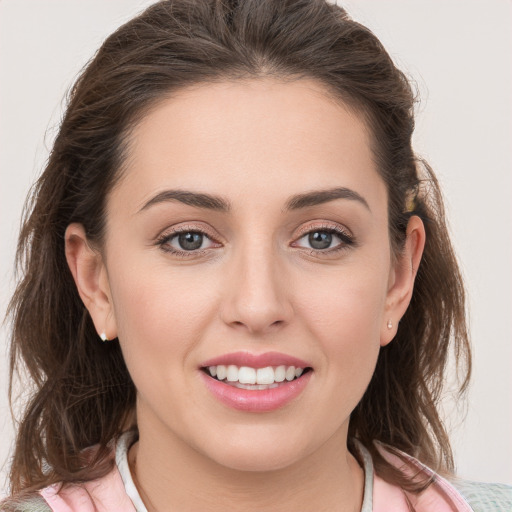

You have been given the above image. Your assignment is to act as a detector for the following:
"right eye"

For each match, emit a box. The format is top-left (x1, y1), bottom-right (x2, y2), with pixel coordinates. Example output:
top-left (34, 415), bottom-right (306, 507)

top-left (291, 223), bottom-right (355, 256)
top-left (157, 229), bottom-right (220, 256)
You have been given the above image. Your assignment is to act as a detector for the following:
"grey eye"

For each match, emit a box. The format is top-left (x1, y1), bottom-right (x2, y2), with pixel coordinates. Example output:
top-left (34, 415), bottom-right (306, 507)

top-left (159, 228), bottom-right (219, 255)
top-left (178, 232), bottom-right (204, 251)
top-left (308, 231), bottom-right (332, 250)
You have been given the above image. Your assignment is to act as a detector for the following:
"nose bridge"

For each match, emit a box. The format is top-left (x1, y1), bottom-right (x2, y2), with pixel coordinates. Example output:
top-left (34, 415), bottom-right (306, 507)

top-left (221, 233), bottom-right (292, 334)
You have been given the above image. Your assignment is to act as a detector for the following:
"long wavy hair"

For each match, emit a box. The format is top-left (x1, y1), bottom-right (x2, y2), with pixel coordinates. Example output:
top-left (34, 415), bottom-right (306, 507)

top-left (5, 0), bottom-right (470, 499)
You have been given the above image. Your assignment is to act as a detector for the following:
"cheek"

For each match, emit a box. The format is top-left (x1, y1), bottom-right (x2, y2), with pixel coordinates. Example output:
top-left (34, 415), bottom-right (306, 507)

top-left (294, 257), bottom-right (389, 379)
top-left (298, 259), bottom-right (389, 335)
top-left (108, 265), bottom-right (220, 366)
top-left (106, 266), bottom-right (223, 422)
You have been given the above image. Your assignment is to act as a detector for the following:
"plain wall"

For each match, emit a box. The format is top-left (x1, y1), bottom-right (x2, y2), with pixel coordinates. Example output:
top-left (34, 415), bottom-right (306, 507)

top-left (1, 0), bottom-right (511, 496)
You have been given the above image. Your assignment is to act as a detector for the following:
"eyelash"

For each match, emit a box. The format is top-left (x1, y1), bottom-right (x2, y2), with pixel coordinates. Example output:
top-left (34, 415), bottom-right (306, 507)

top-left (293, 223), bottom-right (355, 256)
top-left (156, 225), bottom-right (220, 258)
top-left (156, 223), bottom-right (355, 258)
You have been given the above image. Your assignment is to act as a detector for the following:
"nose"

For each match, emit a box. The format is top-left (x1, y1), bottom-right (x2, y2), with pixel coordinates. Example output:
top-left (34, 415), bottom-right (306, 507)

top-left (219, 242), bottom-right (293, 335)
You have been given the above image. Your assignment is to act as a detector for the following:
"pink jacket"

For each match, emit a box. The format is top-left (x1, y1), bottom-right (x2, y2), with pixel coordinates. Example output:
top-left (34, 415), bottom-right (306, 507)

top-left (36, 438), bottom-right (511, 512)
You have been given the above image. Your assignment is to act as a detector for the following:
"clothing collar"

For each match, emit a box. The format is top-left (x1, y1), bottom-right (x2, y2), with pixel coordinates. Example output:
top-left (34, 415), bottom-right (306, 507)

top-left (116, 431), bottom-right (148, 512)
top-left (114, 431), bottom-right (474, 512)
top-left (115, 430), bottom-right (375, 512)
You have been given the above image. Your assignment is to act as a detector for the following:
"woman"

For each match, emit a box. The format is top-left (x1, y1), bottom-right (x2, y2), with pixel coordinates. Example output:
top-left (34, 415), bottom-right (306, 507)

top-left (1, 0), bottom-right (511, 510)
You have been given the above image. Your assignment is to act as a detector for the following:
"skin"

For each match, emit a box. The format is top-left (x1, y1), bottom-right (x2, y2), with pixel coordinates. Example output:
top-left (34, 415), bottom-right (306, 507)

top-left (65, 78), bottom-right (425, 512)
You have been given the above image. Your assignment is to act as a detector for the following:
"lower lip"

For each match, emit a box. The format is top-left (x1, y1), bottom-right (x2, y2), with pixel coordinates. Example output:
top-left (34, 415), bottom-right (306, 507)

top-left (200, 371), bottom-right (312, 412)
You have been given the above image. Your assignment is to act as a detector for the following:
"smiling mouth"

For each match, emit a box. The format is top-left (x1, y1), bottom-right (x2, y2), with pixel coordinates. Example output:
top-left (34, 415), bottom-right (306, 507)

top-left (201, 364), bottom-right (313, 390)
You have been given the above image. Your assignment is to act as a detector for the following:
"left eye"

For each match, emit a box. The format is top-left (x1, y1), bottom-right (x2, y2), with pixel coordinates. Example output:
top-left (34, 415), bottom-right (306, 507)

top-left (294, 229), bottom-right (348, 251)
top-left (165, 231), bottom-right (216, 252)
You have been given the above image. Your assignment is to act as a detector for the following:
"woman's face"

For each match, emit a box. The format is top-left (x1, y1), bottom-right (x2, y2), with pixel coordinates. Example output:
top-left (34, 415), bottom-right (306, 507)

top-left (74, 78), bottom-right (419, 472)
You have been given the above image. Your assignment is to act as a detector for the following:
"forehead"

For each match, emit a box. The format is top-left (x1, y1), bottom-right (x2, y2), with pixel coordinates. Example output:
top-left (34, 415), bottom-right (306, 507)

top-left (115, 78), bottom-right (384, 213)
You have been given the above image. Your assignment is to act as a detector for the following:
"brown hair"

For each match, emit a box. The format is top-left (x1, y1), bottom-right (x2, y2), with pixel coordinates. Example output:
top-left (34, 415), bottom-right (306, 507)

top-left (5, 0), bottom-right (470, 499)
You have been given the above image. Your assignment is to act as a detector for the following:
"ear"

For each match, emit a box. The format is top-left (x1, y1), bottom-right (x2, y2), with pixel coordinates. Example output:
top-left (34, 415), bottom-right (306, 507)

top-left (65, 223), bottom-right (117, 340)
top-left (380, 215), bottom-right (425, 346)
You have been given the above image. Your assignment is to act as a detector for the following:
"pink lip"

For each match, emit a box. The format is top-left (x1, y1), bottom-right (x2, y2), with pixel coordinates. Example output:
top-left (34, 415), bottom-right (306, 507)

top-left (201, 351), bottom-right (311, 369)
top-left (199, 352), bottom-right (313, 412)
top-left (200, 370), bottom-right (312, 412)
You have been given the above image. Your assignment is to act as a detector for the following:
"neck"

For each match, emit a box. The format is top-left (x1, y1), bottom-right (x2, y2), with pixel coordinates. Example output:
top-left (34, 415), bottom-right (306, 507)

top-left (129, 419), bottom-right (364, 512)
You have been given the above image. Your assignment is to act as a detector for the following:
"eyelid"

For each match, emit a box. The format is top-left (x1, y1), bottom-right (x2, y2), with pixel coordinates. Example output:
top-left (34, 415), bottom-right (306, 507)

top-left (155, 223), bottom-right (223, 256)
top-left (291, 221), bottom-right (355, 255)
top-left (157, 222), bottom-right (219, 240)
top-left (154, 221), bottom-right (355, 258)
top-left (294, 221), bottom-right (353, 239)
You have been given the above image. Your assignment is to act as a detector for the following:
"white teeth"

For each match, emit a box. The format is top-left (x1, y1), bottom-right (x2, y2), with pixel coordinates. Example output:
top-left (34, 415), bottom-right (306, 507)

top-left (274, 365), bottom-right (286, 382)
top-left (206, 364), bottom-right (307, 385)
top-left (256, 367), bottom-right (275, 385)
top-left (285, 366), bottom-right (296, 381)
top-left (226, 365), bottom-right (238, 382)
top-left (230, 382), bottom-right (280, 390)
top-left (238, 366), bottom-right (256, 384)
top-left (216, 365), bottom-right (227, 380)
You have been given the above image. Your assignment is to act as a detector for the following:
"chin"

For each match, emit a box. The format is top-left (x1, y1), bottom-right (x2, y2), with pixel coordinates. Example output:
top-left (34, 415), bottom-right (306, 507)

top-left (196, 431), bottom-right (315, 473)
top-left (212, 448), bottom-right (304, 473)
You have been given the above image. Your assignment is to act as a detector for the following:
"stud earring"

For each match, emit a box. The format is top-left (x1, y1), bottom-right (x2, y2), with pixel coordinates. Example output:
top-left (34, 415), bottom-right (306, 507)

top-left (99, 332), bottom-right (109, 342)
top-left (387, 319), bottom-right (393, 330)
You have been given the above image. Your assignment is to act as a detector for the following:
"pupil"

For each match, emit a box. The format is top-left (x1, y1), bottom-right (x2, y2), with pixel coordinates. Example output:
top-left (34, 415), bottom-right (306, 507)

top-left (178, 232), bottom-right (203, 250)
top-left (309, 231), bottom-right (332, 250)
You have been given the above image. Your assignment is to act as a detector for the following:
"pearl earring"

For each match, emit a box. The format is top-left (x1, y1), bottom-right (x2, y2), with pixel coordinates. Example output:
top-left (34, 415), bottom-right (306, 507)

top-left (100, 332), bottom-right (109, 342)
top-left (387, 319), bottom-right (393, 330)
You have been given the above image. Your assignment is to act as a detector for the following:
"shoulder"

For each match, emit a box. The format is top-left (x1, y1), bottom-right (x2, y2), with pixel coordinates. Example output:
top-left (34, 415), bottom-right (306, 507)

top-left (37, 468), bottom-right (136, 512)
top-left (449, 478), bottom-right (512, 512)
top-left (372, 441), bottom-right (512, 512)
top-left (0, 494), bottom-right (52, 512)
top-left (3, 433), bottom-right (138, 512)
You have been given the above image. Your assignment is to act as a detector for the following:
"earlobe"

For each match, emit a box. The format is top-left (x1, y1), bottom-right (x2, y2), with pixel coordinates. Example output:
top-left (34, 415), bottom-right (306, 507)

top-left (380, 216), bottom-right (426, 346)
top-left (64, 223), bottom-right (117, 340)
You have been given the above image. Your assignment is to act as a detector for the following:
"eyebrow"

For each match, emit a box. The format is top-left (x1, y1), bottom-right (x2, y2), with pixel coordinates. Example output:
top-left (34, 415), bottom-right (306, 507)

top-left (139, 190), bottom-right (230, 212)
top-left (284, 187), bottom-right (370, 212)
top-left (138, 186), bottom-right (370, 213)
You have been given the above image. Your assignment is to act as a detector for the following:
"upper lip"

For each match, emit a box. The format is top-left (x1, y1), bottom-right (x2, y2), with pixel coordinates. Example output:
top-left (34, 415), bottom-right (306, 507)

top-left (201, 351), bottom-right (312, 369)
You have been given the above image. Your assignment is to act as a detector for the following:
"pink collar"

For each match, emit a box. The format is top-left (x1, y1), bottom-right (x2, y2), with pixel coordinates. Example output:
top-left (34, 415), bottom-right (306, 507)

top-left (372, 442), bottom-right (472, 512)
top-left (39, 435), bottom-right (473, 512)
